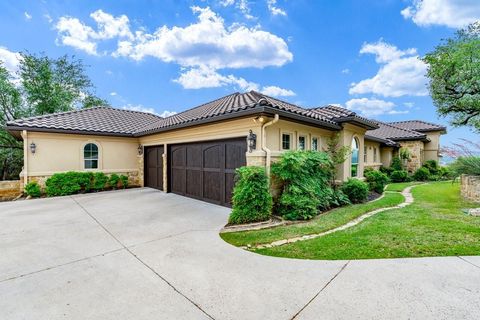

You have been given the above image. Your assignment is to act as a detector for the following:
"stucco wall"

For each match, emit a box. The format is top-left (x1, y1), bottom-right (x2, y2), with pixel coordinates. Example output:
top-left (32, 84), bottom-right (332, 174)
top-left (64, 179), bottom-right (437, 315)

top-left (380, 147), bottom-right (394, 167)
top-left (424, 131), bottom-right (442, 162)
top-left (337, 124), bottom-right (367, 181)
top-left (364, 140), bottom-right (382, 170)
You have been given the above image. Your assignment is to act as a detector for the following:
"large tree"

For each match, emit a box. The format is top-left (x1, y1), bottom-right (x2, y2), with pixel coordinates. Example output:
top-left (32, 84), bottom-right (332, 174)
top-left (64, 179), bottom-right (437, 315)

top-left (19, 52), bottom-right (108, 114)
top-left (423, 22), bottom-right (480, 130)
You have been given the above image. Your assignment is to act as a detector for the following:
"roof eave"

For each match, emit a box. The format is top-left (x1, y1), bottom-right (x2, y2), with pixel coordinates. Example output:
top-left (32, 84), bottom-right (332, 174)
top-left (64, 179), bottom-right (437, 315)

top-left (5, 125), bottom-right (135, 138)
top-left (336, 116), bottom-right (379, 130)
top-left (364, 135), bottom-right (399, 147)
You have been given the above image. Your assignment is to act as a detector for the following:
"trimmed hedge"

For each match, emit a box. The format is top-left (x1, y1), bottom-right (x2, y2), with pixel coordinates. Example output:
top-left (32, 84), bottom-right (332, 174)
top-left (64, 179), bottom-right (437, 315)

top-left (341, 178), bottom-right (369, 204)
top-left (365, 170), bottom-right (389, 193)
top-left (413, 167), bottom-right (430, 181)
top-left (229, 166), bottom-right (273, 224)
top-left (390, 170), bottom-right (409, 182)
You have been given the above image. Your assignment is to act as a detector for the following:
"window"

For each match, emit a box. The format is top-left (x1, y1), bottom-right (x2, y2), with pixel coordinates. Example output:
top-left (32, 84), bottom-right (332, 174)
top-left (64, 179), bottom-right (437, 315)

top-left (84, 143), bottom-right (99, 169)
top-left (351, 138), bottom-right (359, 177)
top-left (298, 136), bottom-right (306, 150)
top-left (282, 133), bottom-right (291, 150)
top-left (373, 147), bottom-right (377, 162)
top-left (364, 146), bottom-right (367, 163)
top-left (312, 137), bottom-right (319, 151)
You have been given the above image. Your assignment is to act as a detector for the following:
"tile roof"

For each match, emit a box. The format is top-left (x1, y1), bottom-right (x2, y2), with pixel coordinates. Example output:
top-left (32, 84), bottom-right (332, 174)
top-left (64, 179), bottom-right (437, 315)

top-left (365, 121), bottom-right (427, 146)
top-left (310, 105), bottom-right (378, 129)
top-left (6, 107), bottom-right (162, 136)
top-left (388, 120), bottom-right (446, 132)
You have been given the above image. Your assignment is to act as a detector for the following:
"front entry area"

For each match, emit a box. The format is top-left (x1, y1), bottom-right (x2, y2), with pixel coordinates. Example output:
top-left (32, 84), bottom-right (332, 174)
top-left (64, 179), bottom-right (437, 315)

top-left (168, 137), bottom-right (247, 207)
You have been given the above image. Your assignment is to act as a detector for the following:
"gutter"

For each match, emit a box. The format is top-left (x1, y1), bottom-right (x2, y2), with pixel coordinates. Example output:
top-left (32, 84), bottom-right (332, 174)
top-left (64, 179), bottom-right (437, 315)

top-left (261, 114), bottom-right (279, 176)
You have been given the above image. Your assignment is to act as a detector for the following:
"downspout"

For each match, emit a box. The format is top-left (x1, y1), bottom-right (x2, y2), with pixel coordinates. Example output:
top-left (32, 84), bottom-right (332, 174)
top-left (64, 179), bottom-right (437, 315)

top-left (21, 130), bottom-right (28, 189)
top-left (261, 114), bottom-right (279, 176)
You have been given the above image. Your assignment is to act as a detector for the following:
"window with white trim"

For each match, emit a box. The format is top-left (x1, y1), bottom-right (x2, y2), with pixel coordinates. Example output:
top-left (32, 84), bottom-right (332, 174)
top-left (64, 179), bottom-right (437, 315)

top-left (282, 133), bottom-right (291, 150)
top-left (84, 143), bottom-right (99, 169)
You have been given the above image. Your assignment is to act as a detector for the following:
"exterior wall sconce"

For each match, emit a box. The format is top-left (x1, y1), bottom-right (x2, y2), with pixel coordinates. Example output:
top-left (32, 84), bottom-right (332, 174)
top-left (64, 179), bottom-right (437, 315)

top-left (30, 142), bottom-right (36, 154)
top-left (247, 130), bottom-right (257, 153)
top-left (138, 144), bottom-right (143, 156)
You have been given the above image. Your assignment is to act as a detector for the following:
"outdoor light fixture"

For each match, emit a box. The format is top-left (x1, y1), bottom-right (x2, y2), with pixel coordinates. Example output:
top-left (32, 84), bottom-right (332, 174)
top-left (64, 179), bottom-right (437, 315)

top-left (247, 130), bottom-right (257, 153)
top-left (138, 144), bottom-right (143, 156)
top-left (30, 142), bottom-right (36, 154)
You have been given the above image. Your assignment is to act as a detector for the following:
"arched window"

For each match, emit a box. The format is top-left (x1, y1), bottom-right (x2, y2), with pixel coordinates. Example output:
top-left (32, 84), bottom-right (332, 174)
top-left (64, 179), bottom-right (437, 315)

top-left (351, 138), bottom-right (359, 177)
top-left (84, 143), bottom-right (99, 169)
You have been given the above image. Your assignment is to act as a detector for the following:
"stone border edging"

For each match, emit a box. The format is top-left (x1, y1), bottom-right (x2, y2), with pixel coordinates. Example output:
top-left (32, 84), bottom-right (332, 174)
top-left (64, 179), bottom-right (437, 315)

top-left (243, 185), bottom-right (420, 250)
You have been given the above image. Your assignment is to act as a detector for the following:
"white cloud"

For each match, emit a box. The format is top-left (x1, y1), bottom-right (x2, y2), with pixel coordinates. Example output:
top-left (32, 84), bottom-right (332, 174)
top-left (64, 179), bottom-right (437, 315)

top-left (0, 47), bottom-right (21, 74)
top-left (120, 104), bottom-right (177, 117)
top-left (55, 10), bottom-right (133, 55)
top-left (267, 0), bottom-right (287, 16)
top-left (159, 110), bottom-right (177, 118)
top-left (346, 98), bottom-right (407, 117)
top-left (220, 0), bottom-right (255, 19)
top-left (110, 91), bottom-right (117, 96)
top-left (174, 66), bottom-right (294, 97)
top-left (401, 0), bottom-right (480, 28)
top-left (403, 102), bottom-right (415, 108)
top-left (349, 40), bottom-right (428, 98)
top-left (24, 12), bottom-right (32, 20)
top-left (341, 68), bottom-right (350, 74)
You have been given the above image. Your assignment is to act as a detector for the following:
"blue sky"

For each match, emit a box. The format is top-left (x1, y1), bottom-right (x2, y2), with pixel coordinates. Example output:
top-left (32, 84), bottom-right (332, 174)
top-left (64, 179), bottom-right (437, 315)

top-left (0, 0), bottom-right (479, 145)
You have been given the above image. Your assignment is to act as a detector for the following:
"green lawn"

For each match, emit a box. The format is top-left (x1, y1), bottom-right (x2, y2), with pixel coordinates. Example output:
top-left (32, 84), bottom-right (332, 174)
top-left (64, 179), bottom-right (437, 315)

top-left (253, 182), bottom-right (480, 259)
top-left (385, 181), bottom-right (422, 192)
top-left (221, 191), bottom-right (405, 247)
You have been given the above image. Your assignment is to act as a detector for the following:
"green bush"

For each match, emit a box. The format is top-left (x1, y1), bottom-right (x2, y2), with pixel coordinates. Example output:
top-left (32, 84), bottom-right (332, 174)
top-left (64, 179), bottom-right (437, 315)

top-left (120, 175), bottom-right (129, 189)
top-left (328, 188), bottom-right (351, 207)
top-left (93, 172), bottom-right (108, 191)
top-left (391, 157), bottom-right (403, 171)
top-left (341, 179), bottom-right (369, 204)
top-left (390, 170), bottom-right (408, 182)
top-left (108, 173), bottom-right (120, 189)
top-left (379, 166), bottom-right (394, 177)
top-left (229, 166), bottom-right (273, 224)
top-left (25, 181), bottom-right (41, 197)
top-left (413, 167), bottom-right (430, 181)
top-left (422, 160), bottom-right (440, 175)
top-left (365, 170), bottom-right (389, 193)
top-left (272, 151), bottom-right (333, 220)
top-left (46, 171), bottom-right (94, 196)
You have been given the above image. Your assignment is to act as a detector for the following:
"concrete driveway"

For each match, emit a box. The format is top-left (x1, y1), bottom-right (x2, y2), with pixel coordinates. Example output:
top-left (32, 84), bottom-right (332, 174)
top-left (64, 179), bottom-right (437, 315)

top-left (0, 188), bottom-right (478, 320)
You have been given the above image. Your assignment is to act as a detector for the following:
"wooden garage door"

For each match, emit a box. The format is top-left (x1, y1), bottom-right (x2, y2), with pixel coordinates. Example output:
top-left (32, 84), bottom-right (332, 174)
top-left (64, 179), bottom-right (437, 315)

top-left (169, 137), bottom-right (247, 207)
top-left (145, 146), bottom-right (164, 190)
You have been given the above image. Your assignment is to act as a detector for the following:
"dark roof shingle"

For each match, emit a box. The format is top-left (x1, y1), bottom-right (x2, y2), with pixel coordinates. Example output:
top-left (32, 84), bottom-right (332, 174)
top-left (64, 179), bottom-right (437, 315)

top-left (388, 120), bottom-right (446, 132)
top-left (366, 121), bottom-right (426, 145)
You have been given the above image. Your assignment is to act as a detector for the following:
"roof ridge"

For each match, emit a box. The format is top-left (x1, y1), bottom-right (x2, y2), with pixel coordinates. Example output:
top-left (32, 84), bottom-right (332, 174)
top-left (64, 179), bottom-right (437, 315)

top-left (374, 120), bottom-right (425, 136)
top-left (389, 119), bottom-right (443, 127)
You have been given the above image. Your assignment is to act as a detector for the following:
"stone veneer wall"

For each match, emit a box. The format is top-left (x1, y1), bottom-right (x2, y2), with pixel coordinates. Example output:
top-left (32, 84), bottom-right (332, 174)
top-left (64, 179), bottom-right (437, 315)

top-left (0, 180), bottom-right (22, 201)
top-left (399, 140), bottom-right (424, 173)
top-left (461, 174), bottom-right (480, 203)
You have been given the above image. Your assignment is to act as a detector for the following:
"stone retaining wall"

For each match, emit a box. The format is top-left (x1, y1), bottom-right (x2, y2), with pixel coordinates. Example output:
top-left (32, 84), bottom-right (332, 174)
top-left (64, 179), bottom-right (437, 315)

top-left (0, 180), bottom-right (22, 201)
top-left (461, 174), bottom-right (480, 203)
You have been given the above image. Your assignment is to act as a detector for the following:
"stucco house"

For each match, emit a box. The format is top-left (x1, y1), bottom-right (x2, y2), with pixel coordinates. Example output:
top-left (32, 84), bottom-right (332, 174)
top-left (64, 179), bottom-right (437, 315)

top-left (5, 91), bottom-right (445, 207)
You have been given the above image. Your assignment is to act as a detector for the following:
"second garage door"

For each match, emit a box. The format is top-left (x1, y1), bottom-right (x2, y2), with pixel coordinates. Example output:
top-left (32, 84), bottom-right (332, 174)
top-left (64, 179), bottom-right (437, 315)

top-left (169, 137), bottom-right (247, 207)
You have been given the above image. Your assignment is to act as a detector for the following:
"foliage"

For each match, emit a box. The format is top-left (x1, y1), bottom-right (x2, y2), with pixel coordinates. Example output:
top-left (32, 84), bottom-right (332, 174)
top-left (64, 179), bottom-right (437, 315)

top-left (329, 188), bottom-right (351, 207)
top-left (93, 172), bottom-right (108, 191)
top-left (120, 175), bottom-right (129, 189)
top-left (45, 171), bottom-right (94, 196)
top-left (413, 167), bottom-right (430, 181)
top-left (423, 22), bottom-right (480, 130)
top-left (323, 133), bottom-right (350, 183)
top-left (450, 156), bottom-right (480, 177)
top-left (423, 160), bottom-right (440, 175)
top-left (443, 139), bottom-right (480, 177)
top-left (272, 151), bottom-right (333, 220)
top-left (399, 148), bottom-right (411, 160)
top-left (390, 170), bottom-right (408, 183)
top-left (341, 179), bottom-right (369, 203)
top-left (229, 166), bottom-right (273, 224)
top-left (390, 157), bottom-right (403, 171)
top-left (108, 173), bottom-right (120, 189)
top-left (365, 170), bottom-right (389, 193)
top-left (379, 166), bottom-right (394, 177)
top-left (24, 181), bottom-right (41, 197)
top-left (19, 52), bottom-right (108, 115)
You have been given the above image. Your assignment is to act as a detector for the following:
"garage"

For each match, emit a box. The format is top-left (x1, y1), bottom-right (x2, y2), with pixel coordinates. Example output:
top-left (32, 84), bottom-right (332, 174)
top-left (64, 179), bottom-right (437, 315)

top-left (144, 145), bottom-right (164, 190)
top-left (168, 137), bottom-right (247, 207)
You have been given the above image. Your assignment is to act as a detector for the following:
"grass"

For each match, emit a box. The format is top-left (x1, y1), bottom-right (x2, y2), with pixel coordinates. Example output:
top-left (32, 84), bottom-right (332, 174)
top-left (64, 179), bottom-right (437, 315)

top-left (385, 181), bottom-right (421, 192)
top-left (221, 191), bottom-right (405, 247)
top-left (255, 182), bottom-right (480, 260)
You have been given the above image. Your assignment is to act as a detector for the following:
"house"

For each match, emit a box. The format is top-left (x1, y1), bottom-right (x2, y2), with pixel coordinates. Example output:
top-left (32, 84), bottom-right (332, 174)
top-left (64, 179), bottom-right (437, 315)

top-left (5, 91), bottom-right (446, 207)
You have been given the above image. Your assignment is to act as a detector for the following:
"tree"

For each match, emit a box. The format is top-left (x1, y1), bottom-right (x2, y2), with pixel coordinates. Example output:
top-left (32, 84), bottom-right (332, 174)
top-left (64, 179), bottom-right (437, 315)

top-left (0, 63), bottom-right (24, 180)
top-left (423, 22), bottom-right (480, 130)
top-left (19, 52), bottom-right (107, 114)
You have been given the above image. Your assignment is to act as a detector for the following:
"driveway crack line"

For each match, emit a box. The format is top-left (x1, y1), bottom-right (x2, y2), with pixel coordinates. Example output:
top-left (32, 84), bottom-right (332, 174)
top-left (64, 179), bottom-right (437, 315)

top-left (290, 260), bottom-right (350, 320)
top-left (70, 196), bottom-right (216, 320)
top-left (458, 256), bottom-right (480, 269)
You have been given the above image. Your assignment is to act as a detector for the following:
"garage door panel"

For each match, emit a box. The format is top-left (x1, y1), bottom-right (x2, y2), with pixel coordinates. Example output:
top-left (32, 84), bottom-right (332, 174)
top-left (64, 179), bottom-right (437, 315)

top-left (145, 146), bottom-right (164, 190)
top-left (169, 137), bottom-right (246, 207)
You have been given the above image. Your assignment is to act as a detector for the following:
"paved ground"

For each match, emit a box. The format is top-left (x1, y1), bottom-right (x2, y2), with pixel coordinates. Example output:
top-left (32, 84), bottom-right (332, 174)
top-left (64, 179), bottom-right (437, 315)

top-left (0, 188), bottom-right (478, 320)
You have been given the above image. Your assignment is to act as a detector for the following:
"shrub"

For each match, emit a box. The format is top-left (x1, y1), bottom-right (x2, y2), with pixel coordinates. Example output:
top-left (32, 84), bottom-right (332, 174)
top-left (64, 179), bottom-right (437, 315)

top-left (120, 175), bottom-right (129, 189)
top-left (108, 174), bottom-right (120, 189)
top-left (272, 151), bottom-right (333, 220)
top-left (380, 166), bottom-right (394, 177)
top-left (25, 181), bottom-right (41, 197)
top-left (229, 166), bottom-right (273, 224)
top-left (328, 188), bottom-right (351, 208)
top-left (93, 172), bottom-right (108, 191)
top-left (413, 167), bottom-right (430, 181)
top-left (341, 179), bottom-right (369, 204)
top-left (45, 171), bottom-right (94, 196)
top-left (390, 170), bottom-right (408, 182)
top-left (391, 157), bottom-right (403, 171)
top-left (422, 160), bottom-right (440, 175)
top-left (449, 156), bottom-right (480, 177)
top-left (365, 170), bottom-right (389, 193)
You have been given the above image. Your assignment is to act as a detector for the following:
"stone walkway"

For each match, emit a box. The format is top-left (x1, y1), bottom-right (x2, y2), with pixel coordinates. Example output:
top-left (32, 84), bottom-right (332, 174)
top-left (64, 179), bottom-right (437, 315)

top-left (247, 185), bottom-right (418, 250)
